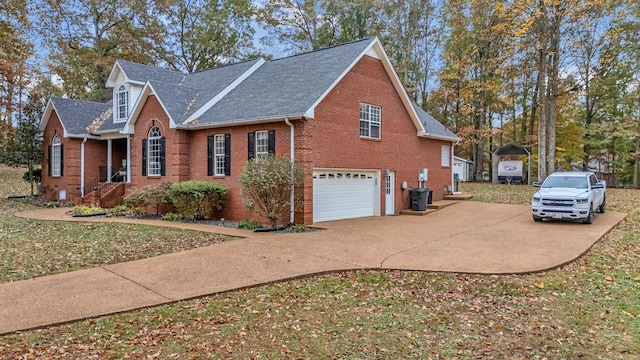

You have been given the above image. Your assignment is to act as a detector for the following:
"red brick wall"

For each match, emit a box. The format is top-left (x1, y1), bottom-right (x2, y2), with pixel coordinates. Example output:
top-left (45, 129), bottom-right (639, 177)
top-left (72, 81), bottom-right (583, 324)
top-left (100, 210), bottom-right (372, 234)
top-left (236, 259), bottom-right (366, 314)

top-left (41, 112), bottom-right (108, 204)
top-left (126, 56), bottom-right (452, 225)
top-left (186, 122), bottom-right (293, 222)
top-left (298, 55), bottom-right (452, 224)
top-left (129, 95), bottom-right (295, 223)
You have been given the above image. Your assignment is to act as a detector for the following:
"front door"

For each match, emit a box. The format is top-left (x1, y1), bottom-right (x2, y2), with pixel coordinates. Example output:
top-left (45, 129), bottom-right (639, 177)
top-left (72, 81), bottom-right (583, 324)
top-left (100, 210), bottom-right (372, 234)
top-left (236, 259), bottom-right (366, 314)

top-left (385, 171), bottom-right (395, 215)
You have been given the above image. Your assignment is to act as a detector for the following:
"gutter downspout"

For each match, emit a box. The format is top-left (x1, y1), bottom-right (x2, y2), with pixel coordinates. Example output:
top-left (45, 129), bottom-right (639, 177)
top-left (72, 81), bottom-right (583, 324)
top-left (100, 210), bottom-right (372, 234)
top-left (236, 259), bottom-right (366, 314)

top-left (285, 118), bottom-right (295, 224)
top-left (80, 137), bottom-right (87, 198)
top-left (452, 140), bottom-right (460, 193)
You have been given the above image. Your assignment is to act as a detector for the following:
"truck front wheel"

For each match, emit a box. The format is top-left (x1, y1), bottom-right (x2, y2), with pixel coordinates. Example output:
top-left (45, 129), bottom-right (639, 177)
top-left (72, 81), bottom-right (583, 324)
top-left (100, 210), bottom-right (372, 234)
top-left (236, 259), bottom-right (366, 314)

top-left (598, 196), bottom-right (606, 213)
top-left (583, 205), bottom-right (594, 224)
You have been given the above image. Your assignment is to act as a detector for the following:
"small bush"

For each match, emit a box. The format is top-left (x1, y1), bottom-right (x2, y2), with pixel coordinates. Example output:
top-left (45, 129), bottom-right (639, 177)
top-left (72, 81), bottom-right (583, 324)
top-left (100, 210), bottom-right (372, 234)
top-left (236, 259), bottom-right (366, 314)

top-left (169, 180), bottom-right (227, 220)
top-left (289, 224), bottom-right (307, 233)
top-left (123, 182), bottom-right (173, 215)
top-left (108, 205), bottom-right (138, 217)
top-left (161, 212), bottom-right (184, 221)
top-left (46, 201), bottom-right (60, 208)
top-left (71, 204), bottom-right (105, 215)
top-left (237, 219), bottom-right (262, 230)
top-left (239, 156), bottom-right (304, 228)
top-left (22, 168), bottom-right (42, 183)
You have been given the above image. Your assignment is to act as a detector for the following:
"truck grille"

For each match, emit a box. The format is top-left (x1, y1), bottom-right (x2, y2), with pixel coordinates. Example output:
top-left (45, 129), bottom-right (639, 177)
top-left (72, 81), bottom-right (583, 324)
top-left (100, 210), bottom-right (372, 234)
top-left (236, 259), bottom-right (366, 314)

top-left (541, 199), bottom-right (574, 207)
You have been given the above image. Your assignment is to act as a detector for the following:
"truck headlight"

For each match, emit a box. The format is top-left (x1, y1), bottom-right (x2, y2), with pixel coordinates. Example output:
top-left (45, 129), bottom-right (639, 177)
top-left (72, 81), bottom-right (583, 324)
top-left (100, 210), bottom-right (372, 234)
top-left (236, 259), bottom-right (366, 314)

top-left (575, 198), bottom-right (588, 204)
top-left (532, 197), bottom-right (540, 204)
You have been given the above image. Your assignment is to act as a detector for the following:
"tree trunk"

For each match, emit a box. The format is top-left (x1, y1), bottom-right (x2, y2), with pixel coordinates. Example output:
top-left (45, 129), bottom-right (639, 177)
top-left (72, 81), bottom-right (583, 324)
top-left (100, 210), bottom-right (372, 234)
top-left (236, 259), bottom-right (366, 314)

top-left (537, 48), bottom-right (547, 182)
top-left (547, 6), bottom-right (560, 175)
top-left (634, 119), bottom-right (640, 188)
top-left (536, 0), bottom-right (548, 182)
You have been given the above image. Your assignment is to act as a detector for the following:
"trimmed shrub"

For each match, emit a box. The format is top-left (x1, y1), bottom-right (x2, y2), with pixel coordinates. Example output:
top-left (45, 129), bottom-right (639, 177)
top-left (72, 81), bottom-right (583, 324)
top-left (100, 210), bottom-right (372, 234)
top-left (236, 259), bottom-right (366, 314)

top-left (23, 168), bottom-right (42, 183)
top-left (107, 205), bottom-right (139, 217)
top-left (71, 204), bottom-right (105, 216)
top-left (239, 155), bottom-right (304, 228)
top-left (169, 180), bottom-right (227, 220)
top-left (237, 219), bottom-right (262, 230)
top-left (161, 212), bottom-right (184, 221)
top-left (123, 182), bottom-right (173, 215)
top-left (289, 224), bottom-right (308, 233)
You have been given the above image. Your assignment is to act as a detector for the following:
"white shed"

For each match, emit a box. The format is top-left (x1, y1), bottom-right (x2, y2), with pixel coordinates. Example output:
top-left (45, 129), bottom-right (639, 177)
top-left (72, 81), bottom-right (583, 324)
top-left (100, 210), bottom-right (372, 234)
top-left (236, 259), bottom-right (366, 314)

top-left (453, 156), bottom-right (472, 182)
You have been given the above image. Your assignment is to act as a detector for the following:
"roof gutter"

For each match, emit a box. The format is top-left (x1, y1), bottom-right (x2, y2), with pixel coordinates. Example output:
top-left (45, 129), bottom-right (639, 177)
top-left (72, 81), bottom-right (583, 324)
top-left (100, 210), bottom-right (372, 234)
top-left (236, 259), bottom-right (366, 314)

top-left (418, 131), bottom-right (460, 142)
top-left (284, 118), bottom-right (295, 225)
top-left (80, 137), bottom-right (87, 198)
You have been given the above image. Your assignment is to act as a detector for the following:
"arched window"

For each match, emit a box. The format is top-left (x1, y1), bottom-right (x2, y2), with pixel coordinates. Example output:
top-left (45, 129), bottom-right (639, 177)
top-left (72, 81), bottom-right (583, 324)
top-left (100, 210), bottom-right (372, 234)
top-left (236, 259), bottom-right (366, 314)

top-left (147, 126), bottom-right (162, 176)
top-left (51, 135), bottom-right (62, 176)
top-left (116, 85), bottom-right (128, 121)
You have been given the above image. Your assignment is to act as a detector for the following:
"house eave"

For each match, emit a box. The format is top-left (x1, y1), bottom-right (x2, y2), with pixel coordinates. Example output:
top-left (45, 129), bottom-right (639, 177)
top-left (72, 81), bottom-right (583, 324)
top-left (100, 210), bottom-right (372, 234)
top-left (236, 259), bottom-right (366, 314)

top-left (418, 132), bottom-right (460, 142)
top-left (66, 133), bottom-right (101, 140)
top-left (177, 114), bottom-right (306, 130)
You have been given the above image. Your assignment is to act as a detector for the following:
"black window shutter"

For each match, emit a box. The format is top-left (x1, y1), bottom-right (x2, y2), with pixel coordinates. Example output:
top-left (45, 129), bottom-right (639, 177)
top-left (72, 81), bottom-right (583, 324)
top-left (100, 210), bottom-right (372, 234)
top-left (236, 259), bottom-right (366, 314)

top-left (247, 132), bottom-right (255, 160)
top-left (160, 137), bottom-right (166, 176)
top-left (60, 144), bottom-right (64, 176)
top-left (207, 135), bottom-right (213, 176)
top-left (47, 146), bottom-right (52, 176)
top-left (268, 130), bottom-right (276, 155)
top-left (141, 139), bottom-right (147, 176)
top-left (224, 133), bottom-right (231, 176)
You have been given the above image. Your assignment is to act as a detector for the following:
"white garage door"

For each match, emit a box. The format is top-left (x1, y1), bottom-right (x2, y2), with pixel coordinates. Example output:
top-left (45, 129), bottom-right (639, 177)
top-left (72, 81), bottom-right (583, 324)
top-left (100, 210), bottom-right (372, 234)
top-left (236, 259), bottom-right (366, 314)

top-left (313, 170), bottom-right (377, 222)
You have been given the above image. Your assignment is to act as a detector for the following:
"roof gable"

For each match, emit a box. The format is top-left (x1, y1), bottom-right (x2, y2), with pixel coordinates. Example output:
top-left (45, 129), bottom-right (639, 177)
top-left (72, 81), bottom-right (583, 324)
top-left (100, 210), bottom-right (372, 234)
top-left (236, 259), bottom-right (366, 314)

top-left (106, 60), bottom-right (185, 88)
top-left (190, 38), bottom-right (377, 126)
top-left (110, 37), bottom-right (456, 143)
top-left (412, 103), bottom-right (459, 141)
top-left (122, 59), bottom-right (265, 133)
top-left (40, 97), bottom-right (111, 138)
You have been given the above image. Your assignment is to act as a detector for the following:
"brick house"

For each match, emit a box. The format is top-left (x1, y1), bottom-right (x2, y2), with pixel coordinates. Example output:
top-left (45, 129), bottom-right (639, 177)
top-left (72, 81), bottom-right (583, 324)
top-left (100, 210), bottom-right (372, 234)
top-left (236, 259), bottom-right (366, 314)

top-left (40, 37), bottom-right (459, 225)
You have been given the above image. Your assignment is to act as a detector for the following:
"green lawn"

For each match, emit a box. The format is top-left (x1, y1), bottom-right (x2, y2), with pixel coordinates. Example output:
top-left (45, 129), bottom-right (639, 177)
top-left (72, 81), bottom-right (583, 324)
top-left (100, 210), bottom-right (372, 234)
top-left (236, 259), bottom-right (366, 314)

top-left (1, 174), bottom-right (639, 359)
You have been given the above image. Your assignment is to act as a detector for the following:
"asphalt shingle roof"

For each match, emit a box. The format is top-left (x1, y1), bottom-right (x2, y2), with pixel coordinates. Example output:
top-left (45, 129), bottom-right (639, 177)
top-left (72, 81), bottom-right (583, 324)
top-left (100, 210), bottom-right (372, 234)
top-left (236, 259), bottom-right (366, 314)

top-left (52, 38), bottom-right (454, 142)
top-left (412, 103), bottom-right (457, 139)
top-left (116, 60), bottom-right (185, 85)
top-left (50, 97), bottom-right (111, 136)
top-left (196, 38), bottom-right (375, 124)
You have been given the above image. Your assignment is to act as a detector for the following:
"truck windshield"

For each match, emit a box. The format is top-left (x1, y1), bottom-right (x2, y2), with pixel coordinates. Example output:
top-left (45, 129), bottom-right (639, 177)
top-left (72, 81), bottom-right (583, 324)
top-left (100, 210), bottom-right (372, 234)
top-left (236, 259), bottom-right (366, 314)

top-left (542, 176), bottom-right (588, 189)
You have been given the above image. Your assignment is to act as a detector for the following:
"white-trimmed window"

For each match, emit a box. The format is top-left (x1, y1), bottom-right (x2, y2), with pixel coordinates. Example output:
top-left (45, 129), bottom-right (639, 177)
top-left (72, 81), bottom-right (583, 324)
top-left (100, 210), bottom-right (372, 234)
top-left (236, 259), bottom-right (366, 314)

top-left (255, 130), bottom-right (269, 160)
top-left (148, 126), bottom-right (162, 176)
top-left (52, 135), bottom-right (62, 176)
top-left (441, 145), bottom-right (451, 167)
top-left (214, 134), bottom-right (226, 176)
top-left (360, 103), bottom-right (381, 139)
top-left (116, 85), bottom-right (128, 121)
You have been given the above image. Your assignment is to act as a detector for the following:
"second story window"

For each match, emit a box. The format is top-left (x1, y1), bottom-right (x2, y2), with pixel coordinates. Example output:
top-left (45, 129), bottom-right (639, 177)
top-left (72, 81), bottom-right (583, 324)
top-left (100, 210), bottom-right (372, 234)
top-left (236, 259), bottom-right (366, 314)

top-left (116, 85), bottom-right (128, 121)
top-left (360, 103), bottom-right (381, 139)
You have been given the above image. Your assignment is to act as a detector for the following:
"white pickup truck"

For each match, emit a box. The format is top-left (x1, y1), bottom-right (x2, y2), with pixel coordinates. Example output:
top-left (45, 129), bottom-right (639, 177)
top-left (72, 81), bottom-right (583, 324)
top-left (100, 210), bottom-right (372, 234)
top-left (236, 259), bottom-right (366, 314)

top-left (531, 171), bottom-right (606, 224)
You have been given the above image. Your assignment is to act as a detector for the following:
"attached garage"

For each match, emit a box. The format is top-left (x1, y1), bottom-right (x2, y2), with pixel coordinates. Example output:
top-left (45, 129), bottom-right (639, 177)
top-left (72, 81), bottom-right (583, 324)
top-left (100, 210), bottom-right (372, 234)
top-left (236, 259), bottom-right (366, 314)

top-left (312, 169), bottom-right (379, 222)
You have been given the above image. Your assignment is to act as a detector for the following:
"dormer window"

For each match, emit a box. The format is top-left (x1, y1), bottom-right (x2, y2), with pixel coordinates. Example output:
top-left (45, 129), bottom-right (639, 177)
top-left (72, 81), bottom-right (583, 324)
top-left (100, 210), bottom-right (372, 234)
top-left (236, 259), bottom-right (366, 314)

top-left (116, 85), bottom-right (128, 121)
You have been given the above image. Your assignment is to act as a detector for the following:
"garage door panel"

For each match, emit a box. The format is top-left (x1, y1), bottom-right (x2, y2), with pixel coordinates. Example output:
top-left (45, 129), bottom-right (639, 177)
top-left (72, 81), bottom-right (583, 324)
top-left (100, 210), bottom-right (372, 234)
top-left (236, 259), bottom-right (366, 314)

top-left (313, 170), bottom-right (376, 222)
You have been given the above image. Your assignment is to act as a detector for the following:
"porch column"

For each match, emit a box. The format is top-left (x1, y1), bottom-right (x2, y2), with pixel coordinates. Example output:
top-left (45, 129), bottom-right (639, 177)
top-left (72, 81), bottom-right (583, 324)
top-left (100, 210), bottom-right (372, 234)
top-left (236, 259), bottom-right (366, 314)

top-left (107, 139), bottom-right (113, 183)
top-left (126, 136), bottom-right (131, 183)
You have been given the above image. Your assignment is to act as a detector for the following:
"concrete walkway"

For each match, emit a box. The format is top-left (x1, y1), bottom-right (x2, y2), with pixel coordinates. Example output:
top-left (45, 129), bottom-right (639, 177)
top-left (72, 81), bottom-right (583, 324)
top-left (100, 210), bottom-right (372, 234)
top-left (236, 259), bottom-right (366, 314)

top-left (1, 201), bottom-right (626, 335)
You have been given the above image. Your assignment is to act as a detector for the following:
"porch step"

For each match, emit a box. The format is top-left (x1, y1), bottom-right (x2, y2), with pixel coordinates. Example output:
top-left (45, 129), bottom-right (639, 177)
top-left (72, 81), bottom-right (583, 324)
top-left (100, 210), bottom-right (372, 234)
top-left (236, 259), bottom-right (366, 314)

top-left (399, 208), bottom-right (438, 216)
top-left (444, 193), bottom-right (474, 201)
top-left (399, 200), bottom-right (460, 216)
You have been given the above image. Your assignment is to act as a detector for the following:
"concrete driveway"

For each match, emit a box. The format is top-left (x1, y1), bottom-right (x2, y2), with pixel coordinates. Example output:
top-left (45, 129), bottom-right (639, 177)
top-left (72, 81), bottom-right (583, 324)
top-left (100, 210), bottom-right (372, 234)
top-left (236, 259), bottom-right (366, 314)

top-left (1, 201), bottom-right (626, 334)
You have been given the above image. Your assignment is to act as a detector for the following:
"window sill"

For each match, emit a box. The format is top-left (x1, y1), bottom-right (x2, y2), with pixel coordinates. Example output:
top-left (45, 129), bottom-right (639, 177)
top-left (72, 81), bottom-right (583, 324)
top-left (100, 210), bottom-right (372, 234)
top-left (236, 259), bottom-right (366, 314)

top-left (360, 136), bottom-right (381, 142)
